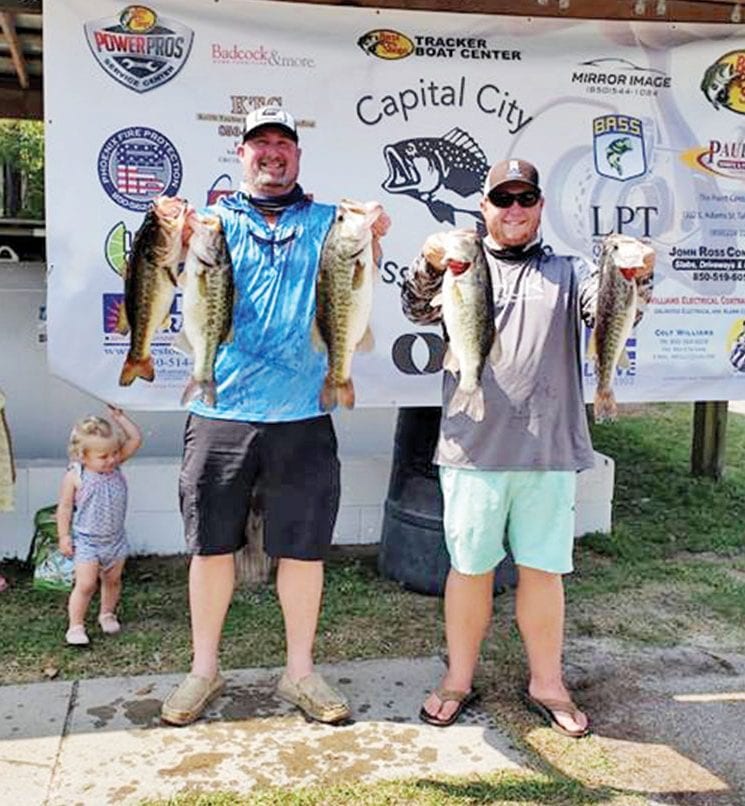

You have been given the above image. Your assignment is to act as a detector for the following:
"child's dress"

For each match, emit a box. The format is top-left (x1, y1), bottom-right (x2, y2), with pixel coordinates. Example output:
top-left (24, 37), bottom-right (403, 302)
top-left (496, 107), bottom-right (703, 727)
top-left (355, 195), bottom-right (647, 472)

top-left (71, 464), bottom-right (128, 569)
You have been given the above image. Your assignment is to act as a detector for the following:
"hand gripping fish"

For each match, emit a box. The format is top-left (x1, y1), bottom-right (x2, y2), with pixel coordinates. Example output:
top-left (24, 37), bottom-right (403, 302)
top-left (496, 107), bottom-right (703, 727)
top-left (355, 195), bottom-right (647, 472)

top-left (175, 212), bottom-right (235, 407)
top-left (119, 196), bottom-right (188, 386)
top-left (428, 229), bottom-right (501, 422)
top-left (588, 233), bottom-right (655, 422)
top-left (312, 199), bottom-right (384, 410)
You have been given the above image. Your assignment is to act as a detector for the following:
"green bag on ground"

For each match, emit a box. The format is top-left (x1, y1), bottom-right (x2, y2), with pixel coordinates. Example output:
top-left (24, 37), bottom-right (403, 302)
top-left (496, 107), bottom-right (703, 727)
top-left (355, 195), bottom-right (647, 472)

top-left (30, 504), bottom-right (74, 592)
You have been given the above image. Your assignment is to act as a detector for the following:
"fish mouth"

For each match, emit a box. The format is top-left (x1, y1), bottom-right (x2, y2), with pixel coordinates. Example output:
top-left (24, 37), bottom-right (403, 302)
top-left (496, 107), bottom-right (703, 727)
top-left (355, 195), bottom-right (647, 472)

top-left (154, 196), bottom-right (189, 229)
top-left (446, 259), bottom-right (471, 276)
top-left (382, 145), bottom-right (420, 193)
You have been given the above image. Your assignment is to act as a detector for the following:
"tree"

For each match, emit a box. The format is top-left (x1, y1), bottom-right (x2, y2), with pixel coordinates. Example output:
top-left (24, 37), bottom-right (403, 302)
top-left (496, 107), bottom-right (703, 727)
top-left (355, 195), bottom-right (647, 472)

top-left (0, 120), bottom-right (44, 219)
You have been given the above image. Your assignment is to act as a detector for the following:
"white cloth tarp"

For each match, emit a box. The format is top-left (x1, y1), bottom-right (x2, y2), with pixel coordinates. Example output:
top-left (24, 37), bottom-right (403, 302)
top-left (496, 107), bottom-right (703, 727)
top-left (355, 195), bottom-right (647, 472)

top-left (44, 0), bottom-right (745, 409)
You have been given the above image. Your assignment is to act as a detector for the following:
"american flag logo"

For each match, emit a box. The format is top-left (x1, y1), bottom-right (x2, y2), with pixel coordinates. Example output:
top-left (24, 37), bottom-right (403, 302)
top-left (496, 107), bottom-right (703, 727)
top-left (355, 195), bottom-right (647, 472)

top-left (115, 143), bottom-right (166, 196)
top-left (98, 126), bottom-right (182, 212)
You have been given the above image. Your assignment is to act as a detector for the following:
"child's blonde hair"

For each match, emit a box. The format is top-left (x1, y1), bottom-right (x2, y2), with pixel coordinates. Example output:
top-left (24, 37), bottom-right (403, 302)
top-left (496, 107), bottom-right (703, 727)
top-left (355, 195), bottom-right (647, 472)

top-left (67, 416), bottom-right (121, 461)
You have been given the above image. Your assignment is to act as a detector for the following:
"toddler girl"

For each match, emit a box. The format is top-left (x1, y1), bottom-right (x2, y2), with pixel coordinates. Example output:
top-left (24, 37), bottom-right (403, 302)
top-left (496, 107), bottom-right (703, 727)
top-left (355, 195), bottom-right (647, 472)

top-left (56, 406), bottom-right (142, 645)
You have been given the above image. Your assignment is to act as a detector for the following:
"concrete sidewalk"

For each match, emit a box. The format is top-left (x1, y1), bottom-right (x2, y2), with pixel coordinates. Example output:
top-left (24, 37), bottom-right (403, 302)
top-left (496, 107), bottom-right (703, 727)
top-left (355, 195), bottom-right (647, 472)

top-left (0, 656), bottom-right (525, 805)
top-left (4, 644), bottom-right (745, 805)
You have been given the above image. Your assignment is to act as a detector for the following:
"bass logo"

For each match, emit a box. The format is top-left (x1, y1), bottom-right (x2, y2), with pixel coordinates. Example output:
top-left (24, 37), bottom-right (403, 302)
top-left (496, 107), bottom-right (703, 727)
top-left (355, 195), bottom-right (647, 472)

top-left (701, 51), bottom-right (745, 114)
top-left (357, 29), bottom-right (414, 60)
top-left (381, 127), bottom-right (488, 224)
top-left (593, 115), bottom-right (647, 181)
top-left (98, 126), bottom-right (182, 212)
top-left (84, 5), bottom-right (194, 93)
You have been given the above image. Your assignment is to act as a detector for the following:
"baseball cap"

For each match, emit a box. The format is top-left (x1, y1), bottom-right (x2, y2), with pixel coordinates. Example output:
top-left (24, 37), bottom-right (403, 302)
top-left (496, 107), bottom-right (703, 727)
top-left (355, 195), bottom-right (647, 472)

top-left (483, 158), bottom-right (540, 197)
top-left (242, 106), bottom-right (298, 142)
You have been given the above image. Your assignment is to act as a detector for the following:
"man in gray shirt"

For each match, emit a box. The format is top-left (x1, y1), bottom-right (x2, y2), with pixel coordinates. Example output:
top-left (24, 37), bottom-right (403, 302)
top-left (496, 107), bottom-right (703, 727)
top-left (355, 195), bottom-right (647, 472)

top-left (402, 158), bottom-right (597, 737)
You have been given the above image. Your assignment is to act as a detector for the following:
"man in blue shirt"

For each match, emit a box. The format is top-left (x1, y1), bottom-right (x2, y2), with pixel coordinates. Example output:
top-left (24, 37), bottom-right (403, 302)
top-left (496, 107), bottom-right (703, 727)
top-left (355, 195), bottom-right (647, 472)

top-left (161, 106), bottom-right (388, 726)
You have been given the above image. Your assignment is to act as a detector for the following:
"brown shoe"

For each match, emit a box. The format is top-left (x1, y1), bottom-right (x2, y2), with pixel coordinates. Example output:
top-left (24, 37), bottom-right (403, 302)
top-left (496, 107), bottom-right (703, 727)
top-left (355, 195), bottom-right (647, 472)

top-left (276, 671), bottom-right (350, 723)
top-left (521, 689), bottom-right (590, 739)
top-left (161, 672), bottom-right (225, 726)
top-left (419, 687), bottom-right (479, 728)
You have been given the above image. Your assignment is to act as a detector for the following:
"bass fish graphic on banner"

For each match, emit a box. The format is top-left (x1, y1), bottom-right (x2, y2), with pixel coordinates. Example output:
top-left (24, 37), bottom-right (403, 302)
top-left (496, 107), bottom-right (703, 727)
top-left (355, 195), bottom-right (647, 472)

top-left (592, 114), bottom-right (648, 182)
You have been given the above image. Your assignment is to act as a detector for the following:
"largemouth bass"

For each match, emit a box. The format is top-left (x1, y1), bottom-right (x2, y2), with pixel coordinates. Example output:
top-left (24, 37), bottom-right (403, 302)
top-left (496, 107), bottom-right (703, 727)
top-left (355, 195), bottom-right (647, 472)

top-left (177, 213), bottom-right (234, 407)
top-left (588, 233), bottom-right (655, 422)
top-left (312, 199), bottom-right (383, 410)
top-left (429, 229), bottom-right (500, 422)
top-left (119, 196), bottom-right (187, 386)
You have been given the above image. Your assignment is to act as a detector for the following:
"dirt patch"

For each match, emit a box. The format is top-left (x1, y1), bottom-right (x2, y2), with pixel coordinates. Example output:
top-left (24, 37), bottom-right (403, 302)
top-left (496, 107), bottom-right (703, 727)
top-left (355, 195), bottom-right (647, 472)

top-left (475, 551), bottom-right (745, 804)
top-left (568, 581), bottom-right (745, 651)
top-left (482, 638), bottom-right (745, 806)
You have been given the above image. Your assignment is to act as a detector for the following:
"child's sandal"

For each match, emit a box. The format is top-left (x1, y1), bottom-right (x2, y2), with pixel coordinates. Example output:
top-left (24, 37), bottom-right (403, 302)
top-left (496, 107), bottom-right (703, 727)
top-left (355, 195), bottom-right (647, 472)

top-left (65, 625), bottom-right (90, 646)
top-left (98, 612), bottom-right (121, 635)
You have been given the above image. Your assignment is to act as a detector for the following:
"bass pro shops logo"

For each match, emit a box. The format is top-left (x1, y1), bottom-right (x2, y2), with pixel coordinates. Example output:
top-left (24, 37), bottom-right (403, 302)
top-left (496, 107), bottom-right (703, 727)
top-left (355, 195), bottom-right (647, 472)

top-left (701, 51), bottom-right (745, 114)
top-left (357, 30), bottom-right (415, 60)
top-left (593, 115), bottom-right (647, 181)
top-left (357, 29), bottom-right (520, 62)
top-left (84, 5), bottom-right (194, 93)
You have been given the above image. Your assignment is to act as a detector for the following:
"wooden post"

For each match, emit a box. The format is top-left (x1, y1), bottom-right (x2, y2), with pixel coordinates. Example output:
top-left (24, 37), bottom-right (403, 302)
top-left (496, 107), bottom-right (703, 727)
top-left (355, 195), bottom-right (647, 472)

top-left (691, 401), bottom-right (728, 480)
top-left (234, 492), bottom-right (275, 588)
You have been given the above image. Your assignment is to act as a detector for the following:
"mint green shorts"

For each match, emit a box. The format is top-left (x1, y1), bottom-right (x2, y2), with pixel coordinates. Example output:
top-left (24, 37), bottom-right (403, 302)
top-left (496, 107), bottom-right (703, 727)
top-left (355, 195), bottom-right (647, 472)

top-left (439, 466), bottom-right (576, 575)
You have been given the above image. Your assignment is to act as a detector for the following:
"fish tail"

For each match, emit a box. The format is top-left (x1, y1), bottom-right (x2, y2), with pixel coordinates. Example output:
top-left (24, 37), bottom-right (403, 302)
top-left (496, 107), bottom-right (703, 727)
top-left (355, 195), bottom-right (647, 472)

top-left (180, 377), bottom-right (216, 408)
top-left (319, 376), bottom-right (338, 412)
top-left (118, 354), bottom-right (154, 386)
top-left (337, 378), bottom-right (356, 409)
top-left (202, 381), bottom-right (217, 408)
top-left (594, 388), bottom-right (618, 423)
top-left (447, 384), bottom-right (485, 422)
top-left (320, 377), bottom-right (355, 411)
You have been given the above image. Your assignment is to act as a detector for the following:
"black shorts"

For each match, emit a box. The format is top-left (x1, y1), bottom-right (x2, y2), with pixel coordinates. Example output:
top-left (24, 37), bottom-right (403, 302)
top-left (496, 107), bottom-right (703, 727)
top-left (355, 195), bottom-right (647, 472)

top-left (179, 413), bottom-right (340, 560)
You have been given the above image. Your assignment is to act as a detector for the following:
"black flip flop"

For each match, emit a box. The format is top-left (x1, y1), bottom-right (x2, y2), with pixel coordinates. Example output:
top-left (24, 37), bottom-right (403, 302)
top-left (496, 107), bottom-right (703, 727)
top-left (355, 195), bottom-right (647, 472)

top-left (419, 687), bottom-right (479, 727)
top-left (521, 689), bottom-right (590, 739)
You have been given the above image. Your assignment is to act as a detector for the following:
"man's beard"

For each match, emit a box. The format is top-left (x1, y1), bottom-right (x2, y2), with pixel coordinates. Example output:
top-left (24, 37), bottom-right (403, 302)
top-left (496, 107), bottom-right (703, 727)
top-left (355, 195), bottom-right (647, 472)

top-left (254, 163), bottom-right (291, 188)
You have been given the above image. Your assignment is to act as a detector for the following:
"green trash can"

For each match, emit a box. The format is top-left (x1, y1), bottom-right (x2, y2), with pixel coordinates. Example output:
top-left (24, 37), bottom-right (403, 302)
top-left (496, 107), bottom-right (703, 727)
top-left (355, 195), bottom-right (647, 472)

top-left (29, 504), bottom-right (74, 592)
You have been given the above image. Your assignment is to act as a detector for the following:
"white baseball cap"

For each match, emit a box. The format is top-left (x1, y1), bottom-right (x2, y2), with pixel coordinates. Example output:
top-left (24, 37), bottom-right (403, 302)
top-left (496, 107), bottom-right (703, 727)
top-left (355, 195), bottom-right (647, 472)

top-left (242, 106), bottom-right (298, 142)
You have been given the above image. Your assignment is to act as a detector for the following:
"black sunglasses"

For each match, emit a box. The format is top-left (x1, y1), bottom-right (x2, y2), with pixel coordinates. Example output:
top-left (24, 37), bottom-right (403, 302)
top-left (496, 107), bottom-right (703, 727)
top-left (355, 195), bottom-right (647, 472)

top-left (488, 190), bottom-right (541, 209)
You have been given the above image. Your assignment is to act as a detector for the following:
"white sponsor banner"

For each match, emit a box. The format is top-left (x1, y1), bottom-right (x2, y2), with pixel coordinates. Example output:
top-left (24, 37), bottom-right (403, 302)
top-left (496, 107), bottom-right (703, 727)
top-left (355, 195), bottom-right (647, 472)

top-left (44, 1), bottom-right (745, 410)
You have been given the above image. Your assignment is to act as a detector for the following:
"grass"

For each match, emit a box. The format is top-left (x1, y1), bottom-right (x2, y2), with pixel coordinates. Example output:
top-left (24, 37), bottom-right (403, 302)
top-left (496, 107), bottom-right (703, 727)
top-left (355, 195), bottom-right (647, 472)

top-left (584, 403), bottom-right (745, 559)
top-left (1, 403), bottom-right (744, 805)
top-left (1, 403), bottom-right (743, 681)
top-left (0, 553), bottom-right (445, 683)
top-left (564, 403), bottom-right (745, 649)
top-left (141, 772), bottom-right (640, 806)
